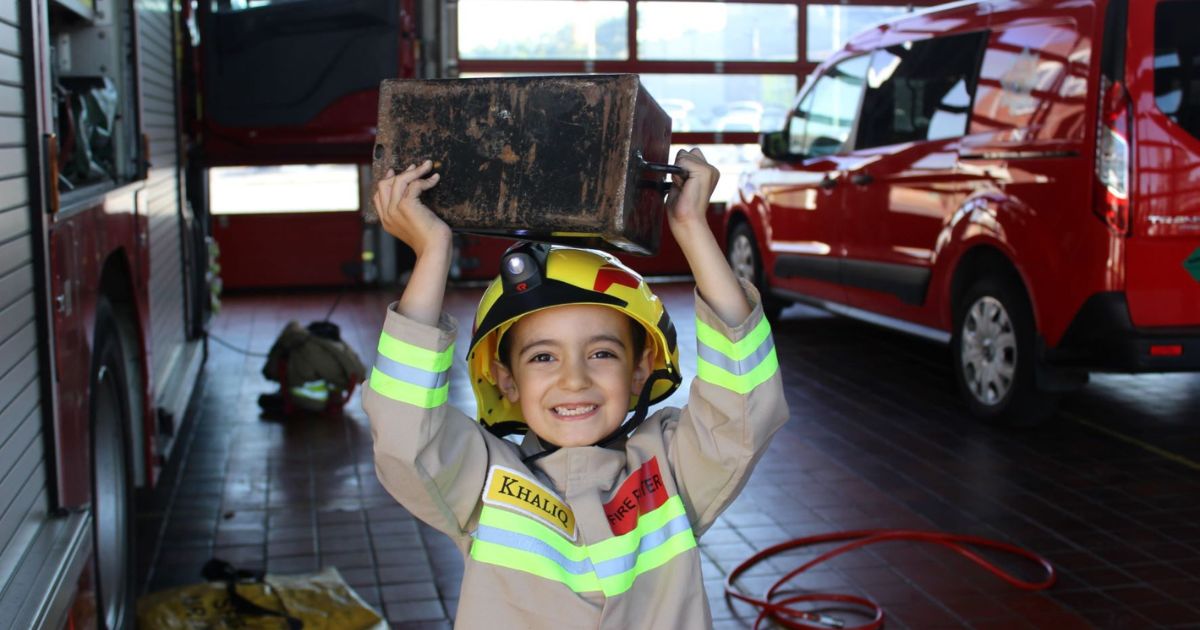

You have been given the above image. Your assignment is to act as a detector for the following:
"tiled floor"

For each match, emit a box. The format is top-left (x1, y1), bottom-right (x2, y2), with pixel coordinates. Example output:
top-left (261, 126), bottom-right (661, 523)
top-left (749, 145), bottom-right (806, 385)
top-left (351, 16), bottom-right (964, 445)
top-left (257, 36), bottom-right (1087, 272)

top-left (136, 284), bottom-right (1200, 629)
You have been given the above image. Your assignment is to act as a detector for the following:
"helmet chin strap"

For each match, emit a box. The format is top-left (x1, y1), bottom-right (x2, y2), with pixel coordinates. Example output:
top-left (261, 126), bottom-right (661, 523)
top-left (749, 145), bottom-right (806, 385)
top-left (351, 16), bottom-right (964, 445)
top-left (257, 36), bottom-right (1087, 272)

top-left (521, 369), bottom-right (680, 466)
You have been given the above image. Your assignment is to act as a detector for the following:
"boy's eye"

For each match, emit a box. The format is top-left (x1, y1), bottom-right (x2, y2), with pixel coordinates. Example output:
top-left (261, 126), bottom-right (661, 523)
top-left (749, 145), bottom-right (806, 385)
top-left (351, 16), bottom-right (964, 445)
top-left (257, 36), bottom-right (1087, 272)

top-left (591, 349), bottom-right (618, 359)
top-left (528, 353), bottom-right (554, 363)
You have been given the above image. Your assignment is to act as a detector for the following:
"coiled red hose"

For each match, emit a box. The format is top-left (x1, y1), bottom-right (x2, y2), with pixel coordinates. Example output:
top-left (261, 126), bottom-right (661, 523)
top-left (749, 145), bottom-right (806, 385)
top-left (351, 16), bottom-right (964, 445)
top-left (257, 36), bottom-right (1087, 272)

top-left (724, 529), bottom-right (1057, 629)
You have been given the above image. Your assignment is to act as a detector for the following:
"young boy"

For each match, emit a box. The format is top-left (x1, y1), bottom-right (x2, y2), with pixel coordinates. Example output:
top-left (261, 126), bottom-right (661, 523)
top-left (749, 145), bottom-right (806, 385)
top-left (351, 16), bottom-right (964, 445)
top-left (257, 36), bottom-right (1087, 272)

top-left (364, 149), bottom-right (789, 628)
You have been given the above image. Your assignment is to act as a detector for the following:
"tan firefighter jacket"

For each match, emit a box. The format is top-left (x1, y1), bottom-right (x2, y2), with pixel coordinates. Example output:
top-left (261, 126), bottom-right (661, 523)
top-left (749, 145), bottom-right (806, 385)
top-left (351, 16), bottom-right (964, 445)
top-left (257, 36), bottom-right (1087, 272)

top-left (363, 284), bottom-right (789, 628)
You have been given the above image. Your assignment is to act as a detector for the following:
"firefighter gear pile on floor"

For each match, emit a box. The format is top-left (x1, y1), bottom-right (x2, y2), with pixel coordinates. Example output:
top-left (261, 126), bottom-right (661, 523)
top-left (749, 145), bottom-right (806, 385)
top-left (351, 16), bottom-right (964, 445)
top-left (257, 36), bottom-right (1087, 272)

top-left (363, 246), bottom-right (789, 627)
top-left (136, 561), bottom-right (384, 630)
top-left (260, 320), bottom-right (365, 414)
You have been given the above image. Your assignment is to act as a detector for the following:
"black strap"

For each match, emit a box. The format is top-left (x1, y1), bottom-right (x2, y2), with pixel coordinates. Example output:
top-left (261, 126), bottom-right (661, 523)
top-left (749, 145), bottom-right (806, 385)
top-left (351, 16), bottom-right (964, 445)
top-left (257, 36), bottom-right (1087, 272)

top-left (595, 369), bottom-right (679, 449)
top-left (520, 369), bottom-right (680, 466)
top-left (202, 559), bottom-right (303, 630)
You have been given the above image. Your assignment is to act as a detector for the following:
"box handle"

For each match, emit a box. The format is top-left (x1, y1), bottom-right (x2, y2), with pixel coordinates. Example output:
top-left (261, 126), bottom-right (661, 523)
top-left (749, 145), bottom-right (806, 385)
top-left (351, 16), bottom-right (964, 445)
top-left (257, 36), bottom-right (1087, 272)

top-left (636, 150), bottom-right (688, 194)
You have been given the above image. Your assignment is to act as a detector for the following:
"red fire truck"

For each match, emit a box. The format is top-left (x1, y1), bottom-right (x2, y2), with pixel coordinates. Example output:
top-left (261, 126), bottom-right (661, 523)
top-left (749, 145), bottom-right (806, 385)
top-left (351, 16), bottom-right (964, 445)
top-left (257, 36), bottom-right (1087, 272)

top-left (1, 0), bottom-right (430, 626)
top-left (1, 0), bottom-right (209, 627)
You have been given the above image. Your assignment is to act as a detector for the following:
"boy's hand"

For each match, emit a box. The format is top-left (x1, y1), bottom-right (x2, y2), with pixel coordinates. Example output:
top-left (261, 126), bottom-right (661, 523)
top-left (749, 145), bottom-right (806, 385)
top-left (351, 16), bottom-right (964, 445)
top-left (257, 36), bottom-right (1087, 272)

top-left (663, 148), bottom-right (751, 326)
top-left (374, 160), bottom-right (450, 257)
top-left (665, 147), bottom-right (720, 235)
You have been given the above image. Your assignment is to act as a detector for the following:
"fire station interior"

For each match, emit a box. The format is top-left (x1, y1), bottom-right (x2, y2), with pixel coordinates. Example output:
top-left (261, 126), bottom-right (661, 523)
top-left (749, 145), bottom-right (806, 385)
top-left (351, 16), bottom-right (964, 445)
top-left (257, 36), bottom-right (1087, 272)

top-left (60, 0), bottom-right (1200, 628)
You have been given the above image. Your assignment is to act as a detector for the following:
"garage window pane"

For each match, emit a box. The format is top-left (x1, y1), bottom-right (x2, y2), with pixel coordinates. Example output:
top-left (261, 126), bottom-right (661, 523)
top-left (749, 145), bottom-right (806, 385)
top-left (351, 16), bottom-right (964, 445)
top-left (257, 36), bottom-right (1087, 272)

top-left (210, 165), bottom-right (360, 215)
top-left (639, 74), bottom-right (797, 133)
top-left (807, 4), bottom-right (909, 61)
top-left (458, 1), bottom-right (628, 60)
top-left (671, 143), bottom-right (763, 204)
top-left (638, 2), bottom-right (798, 61)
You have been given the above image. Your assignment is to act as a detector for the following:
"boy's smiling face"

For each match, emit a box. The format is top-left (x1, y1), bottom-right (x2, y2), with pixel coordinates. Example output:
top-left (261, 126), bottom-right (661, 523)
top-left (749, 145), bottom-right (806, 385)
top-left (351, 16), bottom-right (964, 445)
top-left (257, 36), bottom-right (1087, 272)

top-left (491, 304), bottom-right (653, 448)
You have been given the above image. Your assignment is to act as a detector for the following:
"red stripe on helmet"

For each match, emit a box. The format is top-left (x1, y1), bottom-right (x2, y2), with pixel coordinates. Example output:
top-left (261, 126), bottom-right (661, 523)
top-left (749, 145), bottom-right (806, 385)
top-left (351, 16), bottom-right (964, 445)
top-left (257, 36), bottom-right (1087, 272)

top-left (594, 266), bottom-right (639, 293)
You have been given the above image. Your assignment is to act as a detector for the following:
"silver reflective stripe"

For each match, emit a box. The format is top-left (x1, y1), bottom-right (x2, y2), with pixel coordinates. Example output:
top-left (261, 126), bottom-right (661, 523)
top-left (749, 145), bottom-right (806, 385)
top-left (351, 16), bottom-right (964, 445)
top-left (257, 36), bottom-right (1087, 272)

top-left (591, 514), bottom-right (691, 579)
top-left (697, 333), bottom-right (776, 376)
top-left (474, 525), bottom-right (596, 575)
top-left (373, 353), bottom-right (450, 389)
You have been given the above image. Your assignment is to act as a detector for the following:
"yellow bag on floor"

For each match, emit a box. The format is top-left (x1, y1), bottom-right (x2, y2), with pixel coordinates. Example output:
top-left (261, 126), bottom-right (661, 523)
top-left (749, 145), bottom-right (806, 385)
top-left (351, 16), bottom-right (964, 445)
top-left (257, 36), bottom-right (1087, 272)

top-left (136, 565), bottom-right (386, 630)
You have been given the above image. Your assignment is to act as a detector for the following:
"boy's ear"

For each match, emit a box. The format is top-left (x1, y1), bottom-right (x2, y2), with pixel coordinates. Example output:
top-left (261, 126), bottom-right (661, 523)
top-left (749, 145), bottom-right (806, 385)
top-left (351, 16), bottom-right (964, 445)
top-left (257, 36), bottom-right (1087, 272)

top-left (630, 345), bottom-right (655, 393)
top-left (491, 359), bottom-right (519, 402)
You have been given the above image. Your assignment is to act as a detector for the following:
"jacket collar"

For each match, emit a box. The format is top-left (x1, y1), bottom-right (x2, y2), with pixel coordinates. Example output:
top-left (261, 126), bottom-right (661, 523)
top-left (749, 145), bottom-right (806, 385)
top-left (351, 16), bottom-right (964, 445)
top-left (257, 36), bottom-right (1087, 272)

top-left (519, 433), bottom-right (627, 493)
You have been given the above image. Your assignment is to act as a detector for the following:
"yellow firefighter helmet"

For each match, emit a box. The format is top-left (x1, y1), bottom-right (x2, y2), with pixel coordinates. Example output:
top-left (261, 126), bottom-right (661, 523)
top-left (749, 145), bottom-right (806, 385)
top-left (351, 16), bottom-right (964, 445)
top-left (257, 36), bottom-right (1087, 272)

top-left (467, 242), bottom-right (680, 437)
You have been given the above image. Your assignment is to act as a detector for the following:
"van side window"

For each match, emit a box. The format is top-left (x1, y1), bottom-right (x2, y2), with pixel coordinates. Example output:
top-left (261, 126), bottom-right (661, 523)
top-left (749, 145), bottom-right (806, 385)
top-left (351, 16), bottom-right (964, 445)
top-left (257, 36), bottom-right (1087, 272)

top-left (1155, 1), bottom-right (1200, 140)
top-left (789, 55), bottom-right (869, 157)
top-left (856, 32), bottom-right (987, 149)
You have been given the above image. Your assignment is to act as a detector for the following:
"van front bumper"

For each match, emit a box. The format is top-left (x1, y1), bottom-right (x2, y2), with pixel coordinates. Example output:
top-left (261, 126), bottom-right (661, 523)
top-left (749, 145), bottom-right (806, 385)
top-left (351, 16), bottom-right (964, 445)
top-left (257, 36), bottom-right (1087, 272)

top-left (1049, 292), bottom-right (1200, 372)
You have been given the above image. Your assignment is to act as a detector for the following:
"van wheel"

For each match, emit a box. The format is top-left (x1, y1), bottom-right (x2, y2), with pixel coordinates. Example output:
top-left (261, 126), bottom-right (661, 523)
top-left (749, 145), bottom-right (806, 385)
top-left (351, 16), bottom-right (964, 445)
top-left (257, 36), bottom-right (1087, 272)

top-left (727, 222), bottom-right (784, 320)
top-left (951, 276), bottom-right (1057, 426)
top-left (91, 298), bottom-right (136, 630)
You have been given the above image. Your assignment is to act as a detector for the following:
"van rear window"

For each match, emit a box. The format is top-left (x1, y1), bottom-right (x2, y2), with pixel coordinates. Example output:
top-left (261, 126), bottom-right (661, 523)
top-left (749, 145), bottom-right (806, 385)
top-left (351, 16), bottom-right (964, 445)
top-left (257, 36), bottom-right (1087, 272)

top-left (1155, 1), bottom-right (1200, 139)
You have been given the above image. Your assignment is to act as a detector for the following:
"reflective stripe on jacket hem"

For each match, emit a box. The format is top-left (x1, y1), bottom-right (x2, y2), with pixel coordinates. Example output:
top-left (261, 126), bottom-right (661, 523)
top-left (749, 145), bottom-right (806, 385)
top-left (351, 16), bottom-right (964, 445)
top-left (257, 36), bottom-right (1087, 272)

top-left (469, 496), bottom-right (697, 597)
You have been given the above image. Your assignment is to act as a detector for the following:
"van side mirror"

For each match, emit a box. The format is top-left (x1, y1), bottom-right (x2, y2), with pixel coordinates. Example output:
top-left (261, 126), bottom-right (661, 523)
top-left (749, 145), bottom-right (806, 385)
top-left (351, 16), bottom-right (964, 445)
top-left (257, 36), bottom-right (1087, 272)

top-left (760, 130), bottom-right (791, 161)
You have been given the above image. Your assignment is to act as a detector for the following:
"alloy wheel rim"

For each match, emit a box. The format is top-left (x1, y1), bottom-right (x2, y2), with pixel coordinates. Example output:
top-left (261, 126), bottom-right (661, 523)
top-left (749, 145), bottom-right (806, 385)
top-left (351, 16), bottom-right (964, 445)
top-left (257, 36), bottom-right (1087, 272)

top-left (730, 233), bottom-right (756, 284)
top-left (961, 296), bottom-right (1018, 407)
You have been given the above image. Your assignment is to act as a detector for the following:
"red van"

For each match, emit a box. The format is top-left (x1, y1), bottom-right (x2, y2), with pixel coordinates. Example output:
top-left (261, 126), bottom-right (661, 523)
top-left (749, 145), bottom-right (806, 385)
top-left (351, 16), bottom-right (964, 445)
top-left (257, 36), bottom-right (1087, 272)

top-left (722, 0), bottom-right (1200, 424)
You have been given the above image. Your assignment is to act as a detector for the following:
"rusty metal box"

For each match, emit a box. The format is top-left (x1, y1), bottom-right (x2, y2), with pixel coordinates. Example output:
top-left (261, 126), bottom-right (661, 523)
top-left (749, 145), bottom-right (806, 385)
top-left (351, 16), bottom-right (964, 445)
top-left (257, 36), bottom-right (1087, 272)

top-left (371, 75), bottom-right (674, 255)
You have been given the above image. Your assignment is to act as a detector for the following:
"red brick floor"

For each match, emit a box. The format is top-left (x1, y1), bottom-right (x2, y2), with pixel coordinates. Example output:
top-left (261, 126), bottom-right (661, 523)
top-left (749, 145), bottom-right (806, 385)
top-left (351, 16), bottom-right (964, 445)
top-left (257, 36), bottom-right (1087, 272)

top-left (136, 284), bottom-right (1200, 629)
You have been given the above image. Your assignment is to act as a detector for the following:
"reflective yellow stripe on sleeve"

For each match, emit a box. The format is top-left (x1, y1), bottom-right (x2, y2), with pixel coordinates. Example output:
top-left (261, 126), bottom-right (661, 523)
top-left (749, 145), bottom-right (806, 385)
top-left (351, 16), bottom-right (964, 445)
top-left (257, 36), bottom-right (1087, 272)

top-left (695, 316), bottom-right (779, 394)
top-left (368, 330), bottom-right (454, 408)
top-left (469, 496), bottom-right (697, 597)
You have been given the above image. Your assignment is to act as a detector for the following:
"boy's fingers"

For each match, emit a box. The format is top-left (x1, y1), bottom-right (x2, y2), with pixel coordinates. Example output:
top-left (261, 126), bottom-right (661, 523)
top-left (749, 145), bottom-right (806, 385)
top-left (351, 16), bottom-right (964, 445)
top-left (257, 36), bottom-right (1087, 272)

top-left (407, 172), bottom-right (440, 197)
top-left (395, 160), bottom-right (433, 188)
top-left (376, 181), bottom-right (391, 209)
top-left (674, 148), bottom-right (706, 172)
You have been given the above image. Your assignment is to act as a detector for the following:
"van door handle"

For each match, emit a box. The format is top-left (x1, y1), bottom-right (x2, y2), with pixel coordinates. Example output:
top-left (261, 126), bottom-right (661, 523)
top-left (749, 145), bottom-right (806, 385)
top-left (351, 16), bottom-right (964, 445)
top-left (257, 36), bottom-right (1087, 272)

top-left (818, 175), bottom-right (838, 190)
top-left (850, 173), bottom-right (874, 186)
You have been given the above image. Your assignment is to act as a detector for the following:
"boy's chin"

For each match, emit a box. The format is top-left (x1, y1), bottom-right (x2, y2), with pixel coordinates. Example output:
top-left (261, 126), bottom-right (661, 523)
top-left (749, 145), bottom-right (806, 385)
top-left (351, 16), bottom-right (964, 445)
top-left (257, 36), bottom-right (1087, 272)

top-left (534, 420), bottom-right (622, 449)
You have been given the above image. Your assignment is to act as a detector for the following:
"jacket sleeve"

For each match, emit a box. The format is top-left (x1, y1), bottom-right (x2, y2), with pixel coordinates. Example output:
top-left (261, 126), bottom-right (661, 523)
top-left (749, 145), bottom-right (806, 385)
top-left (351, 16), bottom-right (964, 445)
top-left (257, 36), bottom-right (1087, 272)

top-left (666, 280), bottom-right (789, 536)
top-left (361, 304), bottom-right (487, 549)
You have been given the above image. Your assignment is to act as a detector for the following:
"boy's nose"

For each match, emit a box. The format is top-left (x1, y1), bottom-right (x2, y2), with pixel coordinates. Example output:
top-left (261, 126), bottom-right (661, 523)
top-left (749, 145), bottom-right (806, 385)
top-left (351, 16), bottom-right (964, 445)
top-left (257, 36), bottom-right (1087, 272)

top-left (559, 357), bottom-right (592, 390)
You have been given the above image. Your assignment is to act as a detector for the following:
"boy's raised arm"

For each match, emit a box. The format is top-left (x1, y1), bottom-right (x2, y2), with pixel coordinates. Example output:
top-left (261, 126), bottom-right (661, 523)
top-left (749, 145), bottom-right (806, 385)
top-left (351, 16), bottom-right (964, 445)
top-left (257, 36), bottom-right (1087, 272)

top-left (665, 148), bottom-right (751, 327)
top-left (373, 160), bottom-right (451, 325)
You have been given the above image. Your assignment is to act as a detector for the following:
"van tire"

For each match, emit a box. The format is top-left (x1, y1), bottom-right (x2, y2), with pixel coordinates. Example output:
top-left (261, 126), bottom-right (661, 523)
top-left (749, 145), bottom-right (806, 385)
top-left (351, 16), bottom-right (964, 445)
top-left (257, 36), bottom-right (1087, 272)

top-left (727, 222), bottom-right (785, 320)
top-left (90, 297), bottom-right (137, 630)
top-left (951, 276), bottom-right (1058, 426)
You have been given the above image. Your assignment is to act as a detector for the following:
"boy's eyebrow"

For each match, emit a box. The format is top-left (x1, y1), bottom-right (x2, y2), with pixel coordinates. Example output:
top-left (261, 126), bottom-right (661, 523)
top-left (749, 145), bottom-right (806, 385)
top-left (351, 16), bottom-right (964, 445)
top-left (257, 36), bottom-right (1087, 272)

top-left (589, 334), bottom-right (627, 348)
top-left (518, 334), bottom-right (627, 356)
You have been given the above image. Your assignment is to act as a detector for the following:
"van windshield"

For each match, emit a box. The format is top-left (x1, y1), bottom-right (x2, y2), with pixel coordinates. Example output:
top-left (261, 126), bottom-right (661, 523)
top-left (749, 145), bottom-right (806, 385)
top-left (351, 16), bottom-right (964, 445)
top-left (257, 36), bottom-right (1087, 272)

top-left (1155, 0), bottom-right (1200, 140)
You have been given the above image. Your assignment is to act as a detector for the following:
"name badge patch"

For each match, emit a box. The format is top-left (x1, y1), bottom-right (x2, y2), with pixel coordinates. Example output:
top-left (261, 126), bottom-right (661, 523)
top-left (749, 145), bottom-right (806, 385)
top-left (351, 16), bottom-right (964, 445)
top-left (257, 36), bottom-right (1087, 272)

top-left (483, 465), bottom-right (576, 541)
top-left (604, 458), bottom-right (669, 535)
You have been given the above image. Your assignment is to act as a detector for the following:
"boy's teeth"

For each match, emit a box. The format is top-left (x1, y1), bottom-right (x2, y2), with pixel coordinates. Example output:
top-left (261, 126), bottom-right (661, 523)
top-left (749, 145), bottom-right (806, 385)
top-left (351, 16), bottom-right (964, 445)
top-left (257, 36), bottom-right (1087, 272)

top-left (554, 405), bottom-right (596, 417)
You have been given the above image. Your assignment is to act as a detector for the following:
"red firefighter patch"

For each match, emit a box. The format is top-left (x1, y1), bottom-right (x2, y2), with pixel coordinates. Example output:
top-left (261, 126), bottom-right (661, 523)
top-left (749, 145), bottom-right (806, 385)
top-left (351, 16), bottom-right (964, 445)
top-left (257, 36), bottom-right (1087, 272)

top-left (604, 458), bottom-right (669, 535)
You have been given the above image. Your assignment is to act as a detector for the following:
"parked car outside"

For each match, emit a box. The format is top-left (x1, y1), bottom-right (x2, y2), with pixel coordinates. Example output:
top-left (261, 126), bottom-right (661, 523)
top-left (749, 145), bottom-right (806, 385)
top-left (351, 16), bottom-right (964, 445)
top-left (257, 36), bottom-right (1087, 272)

top-left (720, 0), bottom-right (1200, 424)
top-left (659, 97), bottom-right (696, 132)
top-left (714, 100), bottom-right (765, 132)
